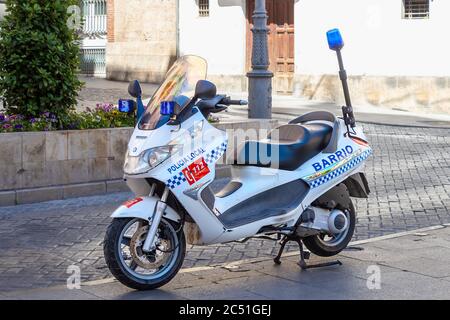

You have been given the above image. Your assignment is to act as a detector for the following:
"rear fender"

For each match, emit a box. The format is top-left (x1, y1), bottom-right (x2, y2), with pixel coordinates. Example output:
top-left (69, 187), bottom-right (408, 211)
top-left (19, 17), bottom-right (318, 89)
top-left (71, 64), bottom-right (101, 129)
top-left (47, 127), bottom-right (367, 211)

top-left (343, 173), bottom-right (370, 198)
top-left (111, 196), bottom-right (181, 223)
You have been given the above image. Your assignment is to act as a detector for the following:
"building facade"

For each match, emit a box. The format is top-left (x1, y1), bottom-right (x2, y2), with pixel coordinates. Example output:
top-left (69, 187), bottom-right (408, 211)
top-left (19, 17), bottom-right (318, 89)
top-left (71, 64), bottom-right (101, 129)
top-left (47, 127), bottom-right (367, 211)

top-left (105, 0), bottom-right (177, 82)
top-left (4, 0), bottom-right (447, 113)
top-left (176, 0), bottom-right (450, 114)
top-left (79, 0), bottom-right (108, 77)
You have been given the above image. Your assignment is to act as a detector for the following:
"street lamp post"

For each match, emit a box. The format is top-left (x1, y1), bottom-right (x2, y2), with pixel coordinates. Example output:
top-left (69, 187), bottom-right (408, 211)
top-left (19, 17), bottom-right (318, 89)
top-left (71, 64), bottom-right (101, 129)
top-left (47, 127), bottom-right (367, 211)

top-left (247, 0), bottom-right (273, 119)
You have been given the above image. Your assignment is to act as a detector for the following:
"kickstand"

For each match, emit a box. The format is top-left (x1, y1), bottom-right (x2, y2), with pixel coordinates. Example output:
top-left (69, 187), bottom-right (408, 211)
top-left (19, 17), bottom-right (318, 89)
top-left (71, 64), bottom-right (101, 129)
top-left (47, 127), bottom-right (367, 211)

top-left (274, 236), bottom-right (342, 270)
top-left (297, 239), bottom-right (310, 270)
top-left (273, 236), bottom-right (289, 265)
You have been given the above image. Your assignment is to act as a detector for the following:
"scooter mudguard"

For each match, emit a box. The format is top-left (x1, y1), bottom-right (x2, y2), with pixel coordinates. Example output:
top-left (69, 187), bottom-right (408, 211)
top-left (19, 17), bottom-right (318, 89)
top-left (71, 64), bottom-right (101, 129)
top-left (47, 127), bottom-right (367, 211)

top-left (110, 196), bottom-right (181, 223)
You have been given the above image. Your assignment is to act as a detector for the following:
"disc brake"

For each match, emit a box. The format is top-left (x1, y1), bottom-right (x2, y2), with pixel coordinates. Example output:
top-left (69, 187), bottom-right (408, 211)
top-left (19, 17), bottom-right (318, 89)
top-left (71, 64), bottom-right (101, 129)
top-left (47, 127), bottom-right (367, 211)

top-left (129, 225), bottom-right (172, 270)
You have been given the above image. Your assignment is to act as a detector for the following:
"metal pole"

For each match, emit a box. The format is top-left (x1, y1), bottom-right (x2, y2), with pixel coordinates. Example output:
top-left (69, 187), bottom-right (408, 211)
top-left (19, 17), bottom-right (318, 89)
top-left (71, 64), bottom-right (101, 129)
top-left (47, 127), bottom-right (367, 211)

top-left (247, 0), bottom-right (273, 119)
top-left (336, 50), bottom-right (352, 108)
top-left (336, 49), bottom-right (356, 128)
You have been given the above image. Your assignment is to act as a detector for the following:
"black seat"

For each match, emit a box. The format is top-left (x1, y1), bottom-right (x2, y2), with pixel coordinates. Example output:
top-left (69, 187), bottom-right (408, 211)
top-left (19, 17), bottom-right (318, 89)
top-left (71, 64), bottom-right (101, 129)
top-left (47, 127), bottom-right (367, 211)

top-left (234, 123), bottom-right (333, 171)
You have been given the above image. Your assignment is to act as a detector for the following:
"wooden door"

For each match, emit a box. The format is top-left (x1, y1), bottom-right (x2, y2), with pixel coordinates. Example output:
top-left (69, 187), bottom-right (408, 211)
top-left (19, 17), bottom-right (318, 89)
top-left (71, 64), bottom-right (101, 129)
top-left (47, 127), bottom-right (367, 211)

top-left (247, 0), bottom-right (295, 94)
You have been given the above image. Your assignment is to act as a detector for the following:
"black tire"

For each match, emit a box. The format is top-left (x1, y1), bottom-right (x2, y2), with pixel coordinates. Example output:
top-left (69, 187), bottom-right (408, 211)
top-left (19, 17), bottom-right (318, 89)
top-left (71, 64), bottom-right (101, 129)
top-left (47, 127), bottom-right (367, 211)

top-left (103, 218), bottom-right (185, 291)
top-left (303, 200), bottom-right (356, 257)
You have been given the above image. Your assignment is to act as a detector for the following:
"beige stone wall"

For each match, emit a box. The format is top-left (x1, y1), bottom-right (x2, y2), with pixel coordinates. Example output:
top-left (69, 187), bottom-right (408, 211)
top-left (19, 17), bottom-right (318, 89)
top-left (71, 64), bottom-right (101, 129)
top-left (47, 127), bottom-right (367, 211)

top-left (0, 128), bottom-right (132, 191)
top-left (207, 75), bottom-right (248, 93)
top-left (209, 73), bottom-right (450, 115)
top-left (0, 128), bottom-right (133, 205)
top-left (295, 75), bottom-right (450, 115)
top-left (106, 0), bottom-right (177, 83)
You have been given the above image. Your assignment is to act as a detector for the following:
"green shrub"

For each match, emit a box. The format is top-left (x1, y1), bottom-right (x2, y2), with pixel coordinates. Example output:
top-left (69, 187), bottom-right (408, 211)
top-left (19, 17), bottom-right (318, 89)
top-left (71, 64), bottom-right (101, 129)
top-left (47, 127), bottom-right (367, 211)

top-left (0, 0), bottom-right (83, 119)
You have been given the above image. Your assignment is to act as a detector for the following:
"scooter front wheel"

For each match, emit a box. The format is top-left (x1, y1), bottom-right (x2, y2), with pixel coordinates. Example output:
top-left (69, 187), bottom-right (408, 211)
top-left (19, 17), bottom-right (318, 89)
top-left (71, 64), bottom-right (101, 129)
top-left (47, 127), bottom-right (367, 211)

top-left (103, 217), bottom-right (185, 290)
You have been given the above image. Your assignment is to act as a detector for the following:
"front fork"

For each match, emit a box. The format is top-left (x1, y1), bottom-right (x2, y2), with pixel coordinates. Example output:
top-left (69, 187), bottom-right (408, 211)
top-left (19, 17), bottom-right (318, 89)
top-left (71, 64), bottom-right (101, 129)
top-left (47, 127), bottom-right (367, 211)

top-left (142, 185), bottom-right (170, 253)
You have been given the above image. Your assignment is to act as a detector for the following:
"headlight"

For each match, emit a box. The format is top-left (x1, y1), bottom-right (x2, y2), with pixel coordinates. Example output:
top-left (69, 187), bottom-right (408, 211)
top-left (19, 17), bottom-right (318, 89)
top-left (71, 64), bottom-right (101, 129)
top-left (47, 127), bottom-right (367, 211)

top-left (124, 145), bottom-right (180, 175)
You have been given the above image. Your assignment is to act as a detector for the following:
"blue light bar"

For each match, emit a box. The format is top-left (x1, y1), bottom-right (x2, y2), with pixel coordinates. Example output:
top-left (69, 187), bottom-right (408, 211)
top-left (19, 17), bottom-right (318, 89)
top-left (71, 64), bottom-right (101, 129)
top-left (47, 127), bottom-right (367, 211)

top-left (327, 28), bottom-right (344, 51)
top-left (118, 99), bottom-right (135, 113)
top-left (160, 101), bottom-right (175, 116)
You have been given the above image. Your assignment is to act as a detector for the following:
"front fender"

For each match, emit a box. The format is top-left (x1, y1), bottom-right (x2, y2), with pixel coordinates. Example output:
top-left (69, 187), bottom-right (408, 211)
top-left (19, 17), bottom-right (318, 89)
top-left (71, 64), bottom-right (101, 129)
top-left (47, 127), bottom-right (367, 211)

top-left (111, 196), bottom-right (181, 223)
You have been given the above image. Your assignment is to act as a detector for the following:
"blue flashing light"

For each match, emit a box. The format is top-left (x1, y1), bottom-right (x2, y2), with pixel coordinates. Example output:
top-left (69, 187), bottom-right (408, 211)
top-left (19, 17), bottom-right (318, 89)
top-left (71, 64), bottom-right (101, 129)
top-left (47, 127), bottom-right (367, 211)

top-left (327, 28), bottom-right (344, 51)
top-left (160, 101), bottom-right (175, 116)
top-left (118, 99), bottom-right (135, 113)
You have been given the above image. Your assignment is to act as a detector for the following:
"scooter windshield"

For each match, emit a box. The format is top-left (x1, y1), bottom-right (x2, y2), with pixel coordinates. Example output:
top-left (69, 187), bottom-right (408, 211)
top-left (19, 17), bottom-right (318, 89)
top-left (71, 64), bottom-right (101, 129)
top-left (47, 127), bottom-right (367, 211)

top-left (138, 56), bottom-right (207, 130)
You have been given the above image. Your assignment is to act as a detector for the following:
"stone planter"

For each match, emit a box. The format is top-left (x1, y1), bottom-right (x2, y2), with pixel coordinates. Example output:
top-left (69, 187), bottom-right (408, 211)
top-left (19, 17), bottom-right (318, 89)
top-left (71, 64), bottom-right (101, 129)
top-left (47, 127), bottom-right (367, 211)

top-left (0, 127), bottom-right (133, 206)
top-left (0, 120), bottom-right (278, 206)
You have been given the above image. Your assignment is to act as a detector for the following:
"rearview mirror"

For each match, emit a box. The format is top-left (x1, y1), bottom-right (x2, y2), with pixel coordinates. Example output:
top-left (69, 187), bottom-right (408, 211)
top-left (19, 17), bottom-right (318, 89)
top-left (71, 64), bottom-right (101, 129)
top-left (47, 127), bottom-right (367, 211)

top-left (128, 80), bottom-right (142, 98)
top-left (195, 80), bottom-right (217, 100)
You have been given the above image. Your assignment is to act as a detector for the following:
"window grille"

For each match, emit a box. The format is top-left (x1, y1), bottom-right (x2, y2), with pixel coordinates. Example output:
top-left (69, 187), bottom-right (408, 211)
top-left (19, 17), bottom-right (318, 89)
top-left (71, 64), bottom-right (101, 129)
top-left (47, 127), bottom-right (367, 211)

top-left (403, 0), bottom-right (430, 19)
top-left (199, 0), bottom-right (210, 17)
top-left (80, 48), bottom-right (106, 76)
top-left (81, 0), bottom-right (107, 35)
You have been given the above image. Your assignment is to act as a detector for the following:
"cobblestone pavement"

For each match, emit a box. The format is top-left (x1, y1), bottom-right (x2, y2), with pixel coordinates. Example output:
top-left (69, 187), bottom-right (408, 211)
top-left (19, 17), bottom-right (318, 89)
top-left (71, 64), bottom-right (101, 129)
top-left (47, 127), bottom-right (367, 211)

top-left (0, 123), bottom-right (449, 292)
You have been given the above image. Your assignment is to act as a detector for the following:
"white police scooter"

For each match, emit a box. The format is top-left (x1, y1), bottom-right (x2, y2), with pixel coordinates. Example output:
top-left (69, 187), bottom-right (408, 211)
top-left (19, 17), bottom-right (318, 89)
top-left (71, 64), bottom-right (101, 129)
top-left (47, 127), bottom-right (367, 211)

top-left (104, 29), bottom-right (372, 290)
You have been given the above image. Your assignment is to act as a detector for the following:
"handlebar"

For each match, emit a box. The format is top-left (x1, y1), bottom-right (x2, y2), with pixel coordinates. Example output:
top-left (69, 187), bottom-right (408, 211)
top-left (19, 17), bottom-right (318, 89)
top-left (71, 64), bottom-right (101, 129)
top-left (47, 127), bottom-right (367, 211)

top-left (196, 95), bottom-right (248, 115)
top-left (221, 97), bottom-right (248, 106)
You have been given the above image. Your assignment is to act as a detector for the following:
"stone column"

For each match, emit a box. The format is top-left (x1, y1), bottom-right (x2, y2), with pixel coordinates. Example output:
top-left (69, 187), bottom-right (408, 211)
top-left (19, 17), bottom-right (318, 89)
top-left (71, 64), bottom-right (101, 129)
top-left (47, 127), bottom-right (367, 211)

top-left (247, 0), bottom-right (273, 119)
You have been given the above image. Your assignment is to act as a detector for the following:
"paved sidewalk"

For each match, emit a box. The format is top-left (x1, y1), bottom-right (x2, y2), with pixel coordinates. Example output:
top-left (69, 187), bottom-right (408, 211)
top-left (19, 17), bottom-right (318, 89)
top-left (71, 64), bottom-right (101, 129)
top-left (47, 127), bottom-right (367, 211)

top-left (77, 76), bottom-right (158, 112)
top-left (2, 225), bottom-right (449, 300)
top-left (222, 93), bottom-right (450, 128)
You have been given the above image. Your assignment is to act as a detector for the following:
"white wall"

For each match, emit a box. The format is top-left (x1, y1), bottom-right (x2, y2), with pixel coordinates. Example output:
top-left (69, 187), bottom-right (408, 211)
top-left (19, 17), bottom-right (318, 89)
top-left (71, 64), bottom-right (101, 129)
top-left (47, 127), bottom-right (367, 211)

top-left (295, 0), bottom-right (450, 77)
top-left (179, 0), bottom-right (450, 78)
top-left (178, 0), bottom-right (247, 75)
top-left (0, 3), bottom-right (6, 21)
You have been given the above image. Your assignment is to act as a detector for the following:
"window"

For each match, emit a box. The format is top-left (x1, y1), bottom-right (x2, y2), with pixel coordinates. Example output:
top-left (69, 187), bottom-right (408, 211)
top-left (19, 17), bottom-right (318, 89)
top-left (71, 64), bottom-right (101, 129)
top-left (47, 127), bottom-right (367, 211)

top-left (81, 0), bottom-right (107, 16)
top-left (199, 0), bottom-right (210, 17)
top-left (94, 1), bottom-right (107, 16)
top-left (403, 0), bottom-right (430, 19)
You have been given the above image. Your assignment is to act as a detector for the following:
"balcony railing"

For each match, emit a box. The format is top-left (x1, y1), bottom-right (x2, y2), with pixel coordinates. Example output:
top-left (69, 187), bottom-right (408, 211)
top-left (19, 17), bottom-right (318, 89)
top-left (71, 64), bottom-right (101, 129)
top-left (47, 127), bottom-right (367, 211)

top-left (81, 0), bottom-right (107, 36)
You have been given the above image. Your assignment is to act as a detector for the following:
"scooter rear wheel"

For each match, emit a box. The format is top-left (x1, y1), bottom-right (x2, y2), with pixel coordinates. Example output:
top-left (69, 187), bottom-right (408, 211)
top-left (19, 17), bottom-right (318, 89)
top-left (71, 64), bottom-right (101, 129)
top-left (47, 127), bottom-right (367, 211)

top-left (103, 217), bottom-right (185, 290)
top-left (303, 201), bottom-right (356, 257)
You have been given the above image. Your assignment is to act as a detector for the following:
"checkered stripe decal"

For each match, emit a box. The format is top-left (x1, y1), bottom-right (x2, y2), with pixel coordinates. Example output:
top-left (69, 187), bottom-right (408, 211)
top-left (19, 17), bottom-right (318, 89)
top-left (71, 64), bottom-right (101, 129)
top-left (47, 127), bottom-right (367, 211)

top-left (204, 141), bottom-right (228, 164)
top-left (308, 149), bottom-right (372, 189)
top-left (167, 172), bottom-right (187, 190)
top-left (166, 141), bottom-right (228, 190)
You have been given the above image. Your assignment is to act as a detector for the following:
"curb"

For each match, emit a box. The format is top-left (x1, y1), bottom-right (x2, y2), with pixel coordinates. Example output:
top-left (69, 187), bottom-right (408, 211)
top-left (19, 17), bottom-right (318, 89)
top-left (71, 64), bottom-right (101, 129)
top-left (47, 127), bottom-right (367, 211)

top-left (0, 179), bottom-right (130, 207)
